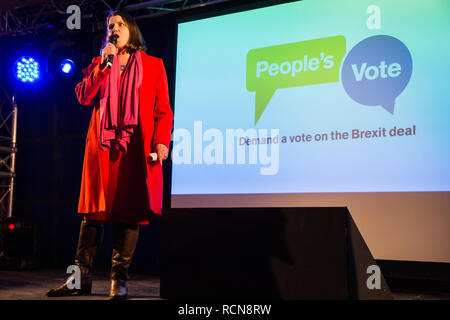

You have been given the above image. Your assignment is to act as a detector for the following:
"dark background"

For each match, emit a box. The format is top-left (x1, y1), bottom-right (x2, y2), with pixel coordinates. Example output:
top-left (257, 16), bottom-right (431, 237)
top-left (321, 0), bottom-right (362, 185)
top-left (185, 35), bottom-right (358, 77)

top-left (0, 0), bottom-right (292, 273)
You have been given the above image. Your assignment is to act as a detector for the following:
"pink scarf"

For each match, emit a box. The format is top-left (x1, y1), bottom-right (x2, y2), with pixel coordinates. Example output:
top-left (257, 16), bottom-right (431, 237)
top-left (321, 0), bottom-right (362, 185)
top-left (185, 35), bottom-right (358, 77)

top-left (99, 51), bottom-right (143, 153)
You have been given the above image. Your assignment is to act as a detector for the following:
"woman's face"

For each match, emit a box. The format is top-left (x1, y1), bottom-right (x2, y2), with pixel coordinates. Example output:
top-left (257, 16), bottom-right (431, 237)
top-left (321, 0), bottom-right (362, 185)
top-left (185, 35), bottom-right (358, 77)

top-left (108, 15), bottom-right (130, 50)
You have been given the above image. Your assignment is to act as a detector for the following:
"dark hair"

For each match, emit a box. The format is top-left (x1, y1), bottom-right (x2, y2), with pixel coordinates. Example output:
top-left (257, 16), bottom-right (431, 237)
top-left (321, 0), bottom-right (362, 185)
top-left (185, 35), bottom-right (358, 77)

top-left (102, 11), bottom-right (147, 54)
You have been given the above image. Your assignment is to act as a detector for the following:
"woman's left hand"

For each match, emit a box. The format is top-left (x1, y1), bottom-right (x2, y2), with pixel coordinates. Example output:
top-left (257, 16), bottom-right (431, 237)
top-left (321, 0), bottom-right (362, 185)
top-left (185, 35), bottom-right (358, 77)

top-left (155, 143), bottom-right (169, 165)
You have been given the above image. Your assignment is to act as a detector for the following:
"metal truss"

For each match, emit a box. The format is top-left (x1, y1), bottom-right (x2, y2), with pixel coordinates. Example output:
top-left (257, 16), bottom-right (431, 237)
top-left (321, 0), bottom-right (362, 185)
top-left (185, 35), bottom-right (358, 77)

top-left (125, 0), bottom-right (230, 19)
top-left (0, 0), bottom-right (230, 37)
top-left (0, 87), bottom-right (18, 219)
top-left (0, 0), bottom-right (106, 37)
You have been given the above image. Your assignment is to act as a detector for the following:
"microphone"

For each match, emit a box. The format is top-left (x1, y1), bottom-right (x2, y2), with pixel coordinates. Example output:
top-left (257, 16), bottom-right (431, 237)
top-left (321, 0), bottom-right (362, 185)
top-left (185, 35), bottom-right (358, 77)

top-left (106, 34), bottom-right (118, 69)
top-left (148, 153), bottom-right (158, 162)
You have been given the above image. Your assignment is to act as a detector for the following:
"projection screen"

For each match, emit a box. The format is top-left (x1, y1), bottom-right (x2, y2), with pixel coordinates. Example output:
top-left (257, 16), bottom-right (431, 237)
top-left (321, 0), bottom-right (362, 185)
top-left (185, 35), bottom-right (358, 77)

top-left (171, 0), bottom-right (450, 263)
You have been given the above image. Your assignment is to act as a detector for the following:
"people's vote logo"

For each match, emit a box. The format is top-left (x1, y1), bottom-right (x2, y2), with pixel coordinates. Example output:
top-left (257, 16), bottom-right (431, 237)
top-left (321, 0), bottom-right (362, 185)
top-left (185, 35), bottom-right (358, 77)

top-left (341, 35), bottom-right (412, 114)
top-left (246, 35), bottom-right (412, 123)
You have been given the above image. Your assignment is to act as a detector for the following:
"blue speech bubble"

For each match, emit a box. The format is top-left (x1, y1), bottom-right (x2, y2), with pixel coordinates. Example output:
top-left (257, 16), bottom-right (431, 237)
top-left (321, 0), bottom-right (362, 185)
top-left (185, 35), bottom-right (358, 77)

top-left (341, 35), bottom-right (412, 113)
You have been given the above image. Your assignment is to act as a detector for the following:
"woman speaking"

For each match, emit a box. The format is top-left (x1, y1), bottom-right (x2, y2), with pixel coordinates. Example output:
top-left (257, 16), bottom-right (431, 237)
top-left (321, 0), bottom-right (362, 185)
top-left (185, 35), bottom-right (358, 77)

top-left (47, 11), bottom-right (173, 299)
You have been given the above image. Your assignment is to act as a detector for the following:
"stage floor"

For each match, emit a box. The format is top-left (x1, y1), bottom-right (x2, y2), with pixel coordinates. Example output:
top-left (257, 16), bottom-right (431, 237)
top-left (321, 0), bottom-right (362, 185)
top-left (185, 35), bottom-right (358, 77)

top-left (0, 269), bottom-right (448, 300)
top-left (0, 269), bottom-right (161, 300)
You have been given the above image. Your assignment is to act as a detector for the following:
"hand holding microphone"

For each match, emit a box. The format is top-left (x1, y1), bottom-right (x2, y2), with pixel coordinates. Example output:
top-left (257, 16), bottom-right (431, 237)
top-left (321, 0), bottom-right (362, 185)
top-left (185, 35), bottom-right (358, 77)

top-left (101, 34), bottom-right (118, 70)
top-left (149, 144), bottom-right (169, 166)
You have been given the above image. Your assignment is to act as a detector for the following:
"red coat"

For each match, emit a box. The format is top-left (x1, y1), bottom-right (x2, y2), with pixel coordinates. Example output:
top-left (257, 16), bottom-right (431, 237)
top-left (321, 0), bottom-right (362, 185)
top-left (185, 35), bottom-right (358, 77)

top-left (75, 52), bottom-right (173, 217)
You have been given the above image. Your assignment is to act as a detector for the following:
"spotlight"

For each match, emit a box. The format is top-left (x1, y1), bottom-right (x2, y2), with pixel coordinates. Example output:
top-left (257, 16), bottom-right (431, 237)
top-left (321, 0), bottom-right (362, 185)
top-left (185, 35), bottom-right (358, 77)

top-left (60, 58), bottom-right (75, 75)
top-left (15, 57), bottom-right (40, 83)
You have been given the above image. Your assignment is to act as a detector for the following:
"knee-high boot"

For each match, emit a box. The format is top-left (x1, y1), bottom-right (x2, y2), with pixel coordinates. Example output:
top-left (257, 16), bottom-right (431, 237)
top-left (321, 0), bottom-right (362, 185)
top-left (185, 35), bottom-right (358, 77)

top-left (109, 223), bottom-right (139, 299)
top-left (46, 220), bottom-right (103, 297)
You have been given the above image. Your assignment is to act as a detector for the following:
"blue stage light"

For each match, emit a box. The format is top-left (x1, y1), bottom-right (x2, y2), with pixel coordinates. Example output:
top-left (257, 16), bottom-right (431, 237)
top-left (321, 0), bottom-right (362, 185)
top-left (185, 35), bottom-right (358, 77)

top-left (60, 59), bottom-right (75, 74)
top-left (15, 57), bottom-right (39, 83)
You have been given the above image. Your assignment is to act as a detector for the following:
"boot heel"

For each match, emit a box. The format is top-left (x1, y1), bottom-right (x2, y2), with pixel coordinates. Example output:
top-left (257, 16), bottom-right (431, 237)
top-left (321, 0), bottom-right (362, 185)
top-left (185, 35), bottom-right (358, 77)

top-left (78, 281), bottom-right (92, 295)
top-left (109, 279), bottom-right (128, 299)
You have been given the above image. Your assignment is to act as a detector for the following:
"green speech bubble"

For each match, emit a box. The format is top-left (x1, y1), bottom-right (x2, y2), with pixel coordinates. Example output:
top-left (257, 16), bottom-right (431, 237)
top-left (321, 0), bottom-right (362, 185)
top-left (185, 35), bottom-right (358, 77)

top-left (246, 36), bottom-right (346, 124)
